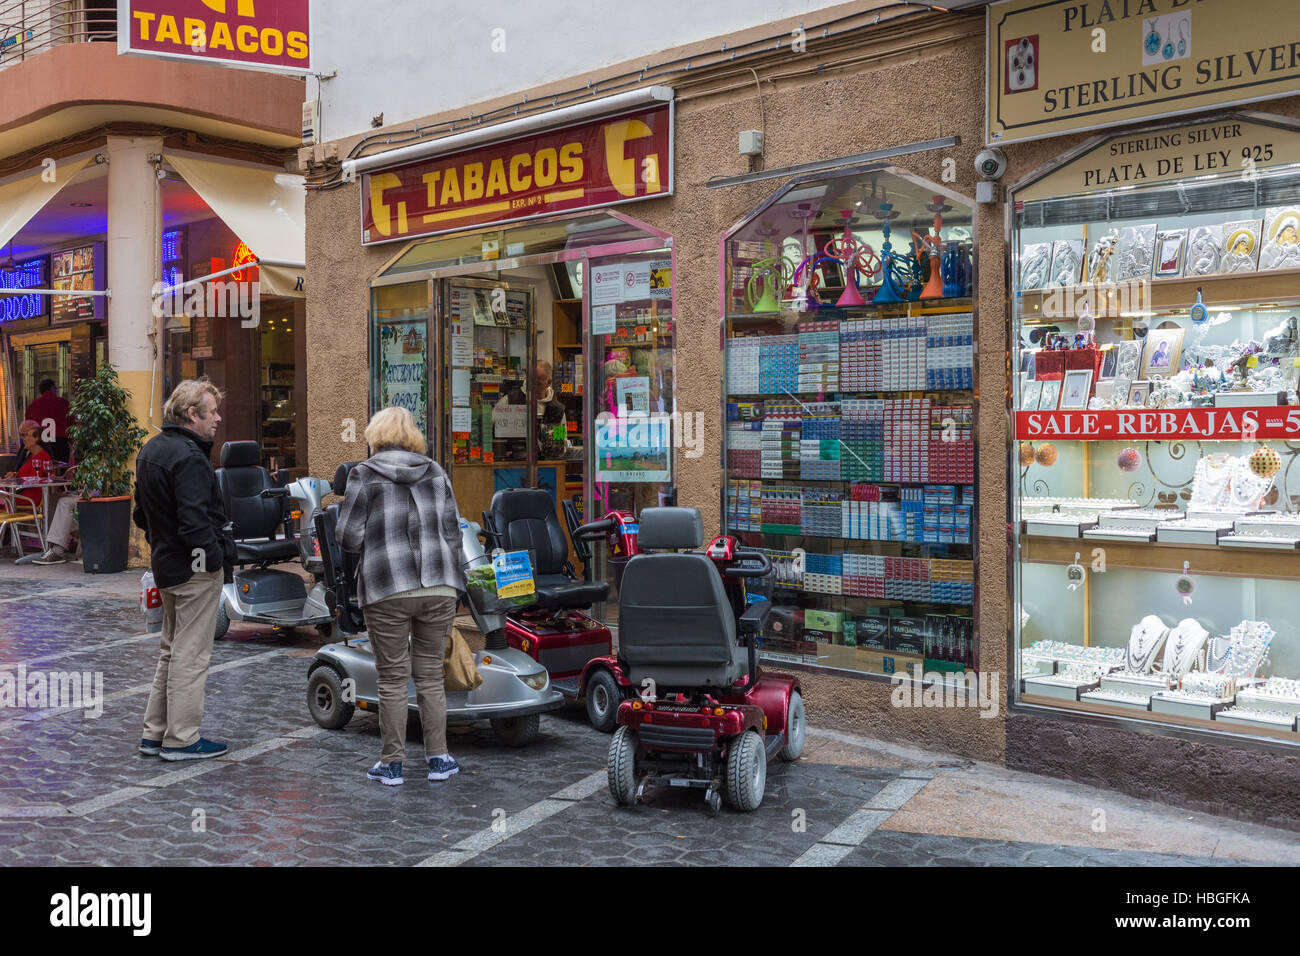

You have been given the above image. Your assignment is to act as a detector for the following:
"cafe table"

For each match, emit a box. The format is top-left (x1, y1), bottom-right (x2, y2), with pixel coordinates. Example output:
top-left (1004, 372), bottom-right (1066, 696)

top-left (0, 478), bottom-right (71, 562)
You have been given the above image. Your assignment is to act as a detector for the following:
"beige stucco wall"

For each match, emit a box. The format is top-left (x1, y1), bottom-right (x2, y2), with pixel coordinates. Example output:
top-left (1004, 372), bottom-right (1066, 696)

top-left (306, 19), bottom-right (1009, 761)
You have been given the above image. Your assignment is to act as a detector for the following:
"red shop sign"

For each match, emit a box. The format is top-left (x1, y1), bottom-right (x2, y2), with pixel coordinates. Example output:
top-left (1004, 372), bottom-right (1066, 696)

top-left (361, 103), bottom-right (672, 246)
top-left (118, 0), bottom-right (312, 74)
top-left (1016, 407), bottom-right (1300, 442)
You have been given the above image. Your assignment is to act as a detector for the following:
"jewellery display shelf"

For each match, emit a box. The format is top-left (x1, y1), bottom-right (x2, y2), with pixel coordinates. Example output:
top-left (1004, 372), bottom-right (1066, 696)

top-left (1011, 157), bottom-right (1300, 747)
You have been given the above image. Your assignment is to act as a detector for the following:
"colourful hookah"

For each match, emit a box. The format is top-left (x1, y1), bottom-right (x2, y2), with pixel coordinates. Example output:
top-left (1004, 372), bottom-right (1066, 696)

top-left (871, 200), bottom-right (920, 304)
top-left (745, 219), bottom-right (793, 314)
top-left (823, 208), bottom-right (880, 307)
top-left (781, 202), bottom-right (822, 314)
top-left (917, 195), bottom-right (950, 300)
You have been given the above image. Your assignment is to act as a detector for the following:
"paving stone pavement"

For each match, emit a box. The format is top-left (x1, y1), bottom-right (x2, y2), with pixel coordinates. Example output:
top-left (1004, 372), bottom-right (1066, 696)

top-left (0, 564), bottom-right (1296, 867)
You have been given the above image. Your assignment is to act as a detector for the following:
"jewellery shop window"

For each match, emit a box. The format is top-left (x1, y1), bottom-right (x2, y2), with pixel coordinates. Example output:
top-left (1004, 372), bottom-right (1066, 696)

top-left (723, 164), bottom-right (977, 679)
top-left (1011, 118), bottom-right (1300, 744)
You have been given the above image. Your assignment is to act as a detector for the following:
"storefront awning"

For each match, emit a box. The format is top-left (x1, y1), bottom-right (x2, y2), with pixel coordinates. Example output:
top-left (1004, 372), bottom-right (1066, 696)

top-left (164, 152), bottom-right (306, 298)
top-left (0, 157), bottom-right (94, 254)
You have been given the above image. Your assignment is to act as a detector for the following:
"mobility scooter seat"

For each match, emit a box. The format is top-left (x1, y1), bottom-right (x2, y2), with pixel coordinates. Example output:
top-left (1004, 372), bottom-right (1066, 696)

top-left (485, 488), bottom-right (610, 610)
top-left (617, 507), bottom-right (747, 690)
top-left (216, 440), bottom-right (299, 564)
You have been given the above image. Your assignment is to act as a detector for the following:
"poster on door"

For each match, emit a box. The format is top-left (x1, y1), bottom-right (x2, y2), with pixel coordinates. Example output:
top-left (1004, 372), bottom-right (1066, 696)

top-left (594, 409), bottom-right (671, 483)
top-left (376, 320), bottom-right (428, 432)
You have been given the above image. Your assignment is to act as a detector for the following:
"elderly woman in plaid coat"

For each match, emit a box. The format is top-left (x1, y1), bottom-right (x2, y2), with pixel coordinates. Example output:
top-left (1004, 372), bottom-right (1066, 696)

top-left (337, 406), bottom-right (467, 786)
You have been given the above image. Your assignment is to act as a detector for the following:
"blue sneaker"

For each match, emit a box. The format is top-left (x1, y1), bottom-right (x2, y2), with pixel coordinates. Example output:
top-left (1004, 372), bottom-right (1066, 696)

top-left (139, 738), bottom-right (162, 756)
top-left (367, 761), bottom-right (404, 786)
top-left (160, 738), bottom-right (228, 761)
top-left (427, 755), bottom-right (460, 781)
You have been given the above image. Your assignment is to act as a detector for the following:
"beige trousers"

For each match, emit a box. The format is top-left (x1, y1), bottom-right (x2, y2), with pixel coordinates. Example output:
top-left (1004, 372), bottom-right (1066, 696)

top-left (364, 594), bottom-right (457, 764)
top-left (142, 569), bottom-right (223, 748)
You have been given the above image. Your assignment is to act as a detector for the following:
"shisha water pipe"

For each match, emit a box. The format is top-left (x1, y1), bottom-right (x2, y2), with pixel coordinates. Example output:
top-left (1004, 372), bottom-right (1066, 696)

top-left (869, 200), bottom-right (913, 305)
top-left (745, 219), bottom-right (793, 313)
top-left (781, 202), bottom-right (822, 314)
top-left (917, 195), bottom-right (950, 300)
top-left (823, 208), bottom-right (880, 307)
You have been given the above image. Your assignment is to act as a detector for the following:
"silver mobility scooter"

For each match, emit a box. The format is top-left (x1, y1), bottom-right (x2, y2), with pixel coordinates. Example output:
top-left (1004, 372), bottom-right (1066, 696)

top-left (305, 463), bottom-right (564, 747)
top-left (212, 441), bottom-right (336, 639)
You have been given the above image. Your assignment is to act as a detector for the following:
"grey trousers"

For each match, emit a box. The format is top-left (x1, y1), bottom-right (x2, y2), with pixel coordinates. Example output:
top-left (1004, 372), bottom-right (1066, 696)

top-left (142, 569), bottom-right (223, 749)
top-left (364, 594), bottom-right (457, 764)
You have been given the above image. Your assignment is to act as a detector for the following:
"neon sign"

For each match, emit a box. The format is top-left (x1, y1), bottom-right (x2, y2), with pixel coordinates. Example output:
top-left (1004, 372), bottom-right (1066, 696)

top-left (230, 240), bottom-right (257, 282)
top-left (0, 257), bottom-right (48, 323)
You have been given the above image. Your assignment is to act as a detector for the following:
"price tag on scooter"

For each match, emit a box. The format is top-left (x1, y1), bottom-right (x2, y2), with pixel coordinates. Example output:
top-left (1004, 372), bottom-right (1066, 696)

top-left (492, 550), bottom-right (535, 599)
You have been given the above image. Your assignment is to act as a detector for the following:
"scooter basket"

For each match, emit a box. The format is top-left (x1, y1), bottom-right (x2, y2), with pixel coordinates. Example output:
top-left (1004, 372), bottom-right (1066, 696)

top-left (464, 552), bottom-right (538, 617)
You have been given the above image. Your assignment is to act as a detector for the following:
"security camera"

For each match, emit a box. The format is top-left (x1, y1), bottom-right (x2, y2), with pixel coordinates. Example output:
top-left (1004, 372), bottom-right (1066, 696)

top-left (975, 148), bottom-right (1008, 181)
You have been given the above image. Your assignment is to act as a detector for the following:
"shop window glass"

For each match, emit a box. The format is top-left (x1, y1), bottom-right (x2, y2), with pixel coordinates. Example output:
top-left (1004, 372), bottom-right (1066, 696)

top-left (1011, 117), bottom-right (1300, 743)
top-left (722, 165), bottom-right (976, 679)
top-left (370, 281), bottom-right (431, 434)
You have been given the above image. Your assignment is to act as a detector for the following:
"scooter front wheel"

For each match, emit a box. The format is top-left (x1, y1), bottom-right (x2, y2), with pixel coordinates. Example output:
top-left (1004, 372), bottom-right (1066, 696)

top-left (490, 713), bottom-right (540, 747)
top-left (307, 665), bottom-right (355, 730)
top-left (214, 601), bottom-right (230, 639)
top-left (607, 726), bottom-right (637, 806)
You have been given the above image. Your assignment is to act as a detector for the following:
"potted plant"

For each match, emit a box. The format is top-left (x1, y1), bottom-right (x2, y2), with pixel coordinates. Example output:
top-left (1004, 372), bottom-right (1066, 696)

top-left (67, 363), bottom-right (148, 574)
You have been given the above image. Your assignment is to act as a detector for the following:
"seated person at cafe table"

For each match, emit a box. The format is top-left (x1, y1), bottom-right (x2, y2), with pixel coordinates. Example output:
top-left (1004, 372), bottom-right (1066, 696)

top-left (2, 420), bottom-right (53, 511)
top-left (34, 494), bottom-right (79, 564)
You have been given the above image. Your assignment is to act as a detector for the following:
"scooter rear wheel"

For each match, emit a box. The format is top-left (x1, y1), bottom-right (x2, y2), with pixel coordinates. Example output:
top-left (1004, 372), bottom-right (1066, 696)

top-left (607, 726), bottom-right (638, 806)
top-left (585, 668), bottom-right (620, 733)
top-left (778, 691), bottom-right (806, 762)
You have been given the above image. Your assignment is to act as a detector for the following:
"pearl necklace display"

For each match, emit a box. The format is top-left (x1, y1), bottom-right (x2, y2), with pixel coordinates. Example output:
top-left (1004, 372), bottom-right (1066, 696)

top-left (1206, 620), bottom-right (1274, 679)
top-left (1126, 615), bottom-right (1170, 674)
top-left (1190, 454), bottom-right (1235, 510)
top-left (1159, 619), bottom-right (1209, 679)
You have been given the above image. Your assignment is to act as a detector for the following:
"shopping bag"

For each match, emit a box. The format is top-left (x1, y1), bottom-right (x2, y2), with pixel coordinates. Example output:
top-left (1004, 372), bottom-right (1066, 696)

top-left (444, 626), bottom-right (483, 692)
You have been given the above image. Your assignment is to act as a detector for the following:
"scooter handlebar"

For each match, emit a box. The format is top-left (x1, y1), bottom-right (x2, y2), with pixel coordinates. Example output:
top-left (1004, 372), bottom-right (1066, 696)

top-left (724, 549), bottom-right (772, 578)
top-left (573, 516), bottom-right (619, 540)
top-left (260, 488), bottom-right (290, 499)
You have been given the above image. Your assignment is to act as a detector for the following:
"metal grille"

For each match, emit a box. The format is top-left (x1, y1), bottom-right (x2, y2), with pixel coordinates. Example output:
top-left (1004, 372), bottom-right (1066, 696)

top-left (0, 1), bottom-right (117, 70)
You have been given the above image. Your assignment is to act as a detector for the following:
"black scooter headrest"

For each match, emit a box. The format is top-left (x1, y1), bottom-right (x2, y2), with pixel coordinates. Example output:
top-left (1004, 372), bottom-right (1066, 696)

top-left (636, 507), bottom-right (704, 551)
top-left (219, 441), bottom-right (260, 469)
top-left (333, 461), bottom-right (359, 497)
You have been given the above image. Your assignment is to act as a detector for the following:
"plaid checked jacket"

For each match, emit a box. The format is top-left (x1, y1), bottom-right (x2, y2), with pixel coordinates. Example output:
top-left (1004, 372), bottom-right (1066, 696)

top-left (336, 449), bottom-right (467, 606)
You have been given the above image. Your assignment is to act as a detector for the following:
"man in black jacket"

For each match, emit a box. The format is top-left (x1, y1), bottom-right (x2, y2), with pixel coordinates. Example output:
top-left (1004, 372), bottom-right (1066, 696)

top-left (133, 378), bottom-right (232, 761)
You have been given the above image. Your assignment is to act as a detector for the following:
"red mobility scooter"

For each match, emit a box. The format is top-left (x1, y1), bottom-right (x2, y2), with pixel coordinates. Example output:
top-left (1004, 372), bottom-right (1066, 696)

top-left (606, 507), bottom-right (805, 812)
top-left (480, 488), bottom-right (640, 731)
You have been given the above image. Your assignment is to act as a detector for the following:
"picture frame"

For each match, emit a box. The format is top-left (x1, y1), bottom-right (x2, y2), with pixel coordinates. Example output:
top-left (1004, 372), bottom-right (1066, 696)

top-left (1021, 378), bottom-right (1043, 410)
top-left (1094, 380), bottom-right (1116, 403)
top-left (1154, 229), bottom-right (1186, 277)
top-left (1048, 239), bottom-right (1085, 287)
top-left (1019, 242), bottom-right (1054, 290)
top-left (1115, 224), bottom-right (1157, 281)
top-left (1127, 381), bottom-right (1152, 406)
top-left (1260, 206), bottom-right (1300, 271)
top-left (1099, 344), bottom-right (1118, 379)
top-left (1060, 369), bottom-right (1094, 410)
top-left (1141, 326), bottom-right (1185, 379)
top-left (1037, 379), bottom-right (1062, 411)
top-left (1021, 349), bottom-right (1037, 380)
top-left (1219, 219), bottom-right (1262, 274)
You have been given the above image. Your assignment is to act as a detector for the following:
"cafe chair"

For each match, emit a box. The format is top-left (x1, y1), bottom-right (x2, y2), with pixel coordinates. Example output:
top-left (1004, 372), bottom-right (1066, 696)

top-left (0, 493), bottom-right (46, 558)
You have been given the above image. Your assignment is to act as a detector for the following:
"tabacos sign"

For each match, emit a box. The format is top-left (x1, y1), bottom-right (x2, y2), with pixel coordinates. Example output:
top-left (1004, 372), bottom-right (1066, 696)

top-left (361, 103), bottom-right (672, 246)
top-left (118, 0), bottom-right (311, 74)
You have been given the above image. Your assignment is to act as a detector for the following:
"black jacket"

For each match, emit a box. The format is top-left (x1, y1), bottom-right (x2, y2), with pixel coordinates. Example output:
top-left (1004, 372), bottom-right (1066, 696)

top-left (133, 425), bottom-right (233, 588)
